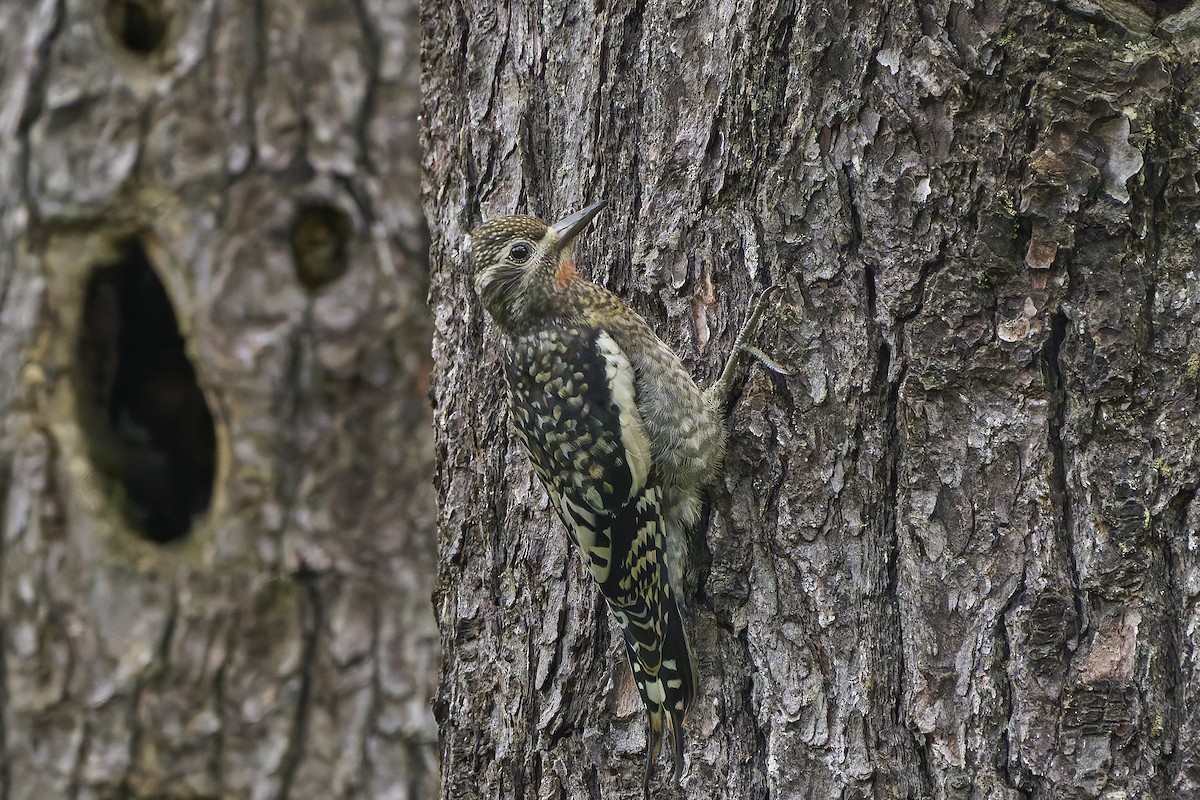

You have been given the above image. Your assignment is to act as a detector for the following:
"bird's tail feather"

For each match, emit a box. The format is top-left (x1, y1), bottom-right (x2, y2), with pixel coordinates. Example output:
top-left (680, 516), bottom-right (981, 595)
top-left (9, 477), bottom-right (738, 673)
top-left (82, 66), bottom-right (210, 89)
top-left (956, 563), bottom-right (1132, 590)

top-left (617, 582), bottom-right (696, 796)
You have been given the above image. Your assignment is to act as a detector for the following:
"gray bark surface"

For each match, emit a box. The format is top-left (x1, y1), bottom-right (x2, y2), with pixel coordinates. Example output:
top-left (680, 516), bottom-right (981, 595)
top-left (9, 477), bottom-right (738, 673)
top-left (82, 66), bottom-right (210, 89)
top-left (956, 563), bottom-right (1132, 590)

top-left (422, 1), bottom-right (1200, 798)
top-left (0, 1), bottom-right (437, 798)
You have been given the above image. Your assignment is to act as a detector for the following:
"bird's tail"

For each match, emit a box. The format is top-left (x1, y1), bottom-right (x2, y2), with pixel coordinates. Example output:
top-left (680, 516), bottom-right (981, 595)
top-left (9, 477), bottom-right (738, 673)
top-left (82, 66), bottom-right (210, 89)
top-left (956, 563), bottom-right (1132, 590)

top-left (615, 580), bottom-right (697, 796)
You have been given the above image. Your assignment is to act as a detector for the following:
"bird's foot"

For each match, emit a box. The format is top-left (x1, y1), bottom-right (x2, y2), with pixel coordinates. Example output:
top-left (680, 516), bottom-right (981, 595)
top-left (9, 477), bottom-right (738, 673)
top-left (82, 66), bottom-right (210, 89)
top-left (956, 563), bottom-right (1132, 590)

top-left (706, 285), bottom-right (791, 413)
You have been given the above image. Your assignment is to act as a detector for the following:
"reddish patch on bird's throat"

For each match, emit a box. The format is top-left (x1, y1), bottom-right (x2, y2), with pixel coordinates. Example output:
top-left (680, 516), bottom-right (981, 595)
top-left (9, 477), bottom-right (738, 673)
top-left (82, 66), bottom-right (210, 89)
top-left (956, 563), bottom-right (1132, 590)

top-left (554, 255), bottom-right (576, 288)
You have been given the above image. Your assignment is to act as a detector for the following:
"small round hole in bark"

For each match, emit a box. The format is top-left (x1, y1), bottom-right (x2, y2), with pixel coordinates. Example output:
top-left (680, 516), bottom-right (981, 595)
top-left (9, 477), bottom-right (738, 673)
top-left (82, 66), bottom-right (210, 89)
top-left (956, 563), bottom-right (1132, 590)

top-left (75, 239), bottom-right (216, 544)
top-left (291, 204), bottom-right (352, 291)
top-left (105, 0), bottom-right (168, 55)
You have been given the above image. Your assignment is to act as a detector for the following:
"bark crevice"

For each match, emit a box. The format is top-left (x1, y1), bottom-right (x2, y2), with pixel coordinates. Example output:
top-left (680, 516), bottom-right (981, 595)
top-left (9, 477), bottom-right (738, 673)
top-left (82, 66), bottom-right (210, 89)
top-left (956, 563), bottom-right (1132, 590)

top-left (67, 717), bottom-right (92, 800)
top-left (996, 583), bottom-right (1026, 796)
top-left (1042, 306), bottom-right (1077, 601)
top-left (348, 0), bottom-right (381, 172)
top-left (275, 573), bottom-right (323, 800)
top-left (1162, 485), bottom-right (1197, 785)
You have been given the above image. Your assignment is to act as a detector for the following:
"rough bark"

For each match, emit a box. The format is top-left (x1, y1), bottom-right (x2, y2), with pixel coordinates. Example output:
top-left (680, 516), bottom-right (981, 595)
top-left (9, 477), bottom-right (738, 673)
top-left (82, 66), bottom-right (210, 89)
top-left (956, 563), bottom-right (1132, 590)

top-left (422, 1), bottom-right (1200, 798)
top-left (0, 1), bottom-right (437, 798)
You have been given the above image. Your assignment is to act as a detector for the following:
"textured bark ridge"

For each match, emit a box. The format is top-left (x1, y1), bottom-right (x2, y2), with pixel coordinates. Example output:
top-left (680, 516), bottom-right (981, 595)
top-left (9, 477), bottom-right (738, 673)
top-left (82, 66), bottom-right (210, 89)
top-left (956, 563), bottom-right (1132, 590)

top-left (0, 2), bottom-right (437, 798)
top-left (423, 2), bottom-right (1200, 798)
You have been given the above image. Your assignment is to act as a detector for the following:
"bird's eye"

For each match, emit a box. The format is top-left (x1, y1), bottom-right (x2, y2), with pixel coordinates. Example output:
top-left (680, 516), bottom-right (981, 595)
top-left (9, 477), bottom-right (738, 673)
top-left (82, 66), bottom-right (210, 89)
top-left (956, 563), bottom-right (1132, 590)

top-left (509, 242), bottom-right (533, 263)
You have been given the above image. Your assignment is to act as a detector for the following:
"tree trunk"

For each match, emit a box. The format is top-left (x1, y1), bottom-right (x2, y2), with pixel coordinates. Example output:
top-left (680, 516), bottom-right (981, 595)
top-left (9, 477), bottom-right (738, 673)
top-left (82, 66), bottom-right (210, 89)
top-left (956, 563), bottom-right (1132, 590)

top-left (422, 1), bottom-right (1200, 798)
top-left (0, 1), bottom-right (437, 798)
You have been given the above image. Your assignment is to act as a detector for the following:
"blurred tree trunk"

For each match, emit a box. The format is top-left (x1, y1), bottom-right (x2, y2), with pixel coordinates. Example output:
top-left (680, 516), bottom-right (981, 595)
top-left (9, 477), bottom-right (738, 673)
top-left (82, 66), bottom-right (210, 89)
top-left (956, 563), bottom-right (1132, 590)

top-left (423, 1), bottom-right (1200, 798)
top-left (0, 1), bottom-right (437, 798)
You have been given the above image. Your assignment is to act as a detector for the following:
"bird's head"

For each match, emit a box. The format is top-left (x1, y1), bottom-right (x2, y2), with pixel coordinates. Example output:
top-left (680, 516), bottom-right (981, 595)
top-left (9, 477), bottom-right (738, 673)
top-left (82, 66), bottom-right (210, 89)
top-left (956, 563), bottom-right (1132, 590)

top-left (466, 201), bottom-right (606, 331)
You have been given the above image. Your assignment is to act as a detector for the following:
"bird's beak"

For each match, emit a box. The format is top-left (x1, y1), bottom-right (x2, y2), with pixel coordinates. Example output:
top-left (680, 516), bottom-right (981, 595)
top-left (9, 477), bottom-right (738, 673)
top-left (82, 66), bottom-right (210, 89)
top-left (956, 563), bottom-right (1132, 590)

top-left (551, 200), bottom-right (607, 247)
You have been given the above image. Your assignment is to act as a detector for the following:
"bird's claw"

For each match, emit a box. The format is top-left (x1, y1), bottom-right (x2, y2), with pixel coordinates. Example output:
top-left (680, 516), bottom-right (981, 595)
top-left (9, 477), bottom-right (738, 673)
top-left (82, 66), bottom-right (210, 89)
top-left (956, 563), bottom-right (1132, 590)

top-left (739, 343), bottom-right (792, 376)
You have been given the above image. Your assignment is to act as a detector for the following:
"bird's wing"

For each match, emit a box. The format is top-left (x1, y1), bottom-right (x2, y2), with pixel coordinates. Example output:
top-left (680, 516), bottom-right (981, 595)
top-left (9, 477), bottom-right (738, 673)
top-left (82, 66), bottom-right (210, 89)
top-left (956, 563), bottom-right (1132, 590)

top-left (505, 326), bottom-right (652, 583)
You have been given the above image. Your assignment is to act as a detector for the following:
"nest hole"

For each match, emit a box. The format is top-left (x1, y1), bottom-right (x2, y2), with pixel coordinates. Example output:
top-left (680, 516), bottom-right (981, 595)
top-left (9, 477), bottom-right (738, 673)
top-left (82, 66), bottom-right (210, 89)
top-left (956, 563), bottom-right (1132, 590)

top-left (105, 0), bottom-right (168, 55)
top-left (76, 239), bottom-right (215, 544)
top-left (291, 203), bottom-right (352, 291)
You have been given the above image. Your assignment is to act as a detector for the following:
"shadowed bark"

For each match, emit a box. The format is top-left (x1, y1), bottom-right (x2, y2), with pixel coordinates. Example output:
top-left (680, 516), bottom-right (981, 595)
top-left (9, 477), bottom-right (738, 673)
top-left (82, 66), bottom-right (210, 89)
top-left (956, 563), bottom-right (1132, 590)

top-left (422, 1), bottom-right (1200, 798)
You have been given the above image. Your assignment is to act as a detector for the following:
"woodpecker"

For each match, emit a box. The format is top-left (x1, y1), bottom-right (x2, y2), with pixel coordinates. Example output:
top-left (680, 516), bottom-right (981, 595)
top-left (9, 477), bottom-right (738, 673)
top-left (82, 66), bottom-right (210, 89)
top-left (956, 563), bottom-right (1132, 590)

top-left (468, 200), bottom-right (775, 795)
